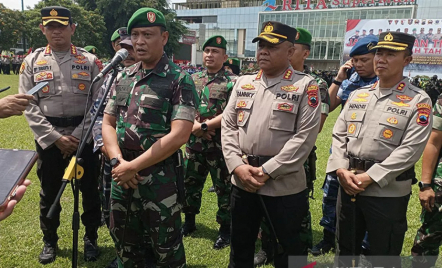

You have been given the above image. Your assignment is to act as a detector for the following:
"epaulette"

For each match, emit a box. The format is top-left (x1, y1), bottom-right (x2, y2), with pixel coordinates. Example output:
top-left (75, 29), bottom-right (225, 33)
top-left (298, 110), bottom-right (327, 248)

top-left (34, 47), bottom-right (45, 53)
top-left (77, 47), bottom-right (87, 53)
top-left (293, 69), bottom-right (307, 75)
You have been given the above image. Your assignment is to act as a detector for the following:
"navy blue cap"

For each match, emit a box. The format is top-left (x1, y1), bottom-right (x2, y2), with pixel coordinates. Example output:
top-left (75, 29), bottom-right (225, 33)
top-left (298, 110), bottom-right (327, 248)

top-left (350, 36), bottom-right (378, 57)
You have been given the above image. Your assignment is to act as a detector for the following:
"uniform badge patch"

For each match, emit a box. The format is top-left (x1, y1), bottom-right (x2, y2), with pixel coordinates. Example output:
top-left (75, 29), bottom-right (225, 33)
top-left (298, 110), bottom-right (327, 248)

top-left (383, 129), bottom-right (393, 139)
top-left (74, 59), bottom-right (87, 64)
top-left (351, 113), bottom-right (357, 120)
top-left (277, 103), bottom-right (293, 112)
top-left (19, 62), bottom-right (26, 74)
top-left (416, 103), bottom-right (431, 126)
top-left (147, 12), bottom-right (156, 23)
top-left (216, 37), bottom-right (222, 44)
top-left (348, 123), bottom-right (356, 134)
top-left (75, 55), bottom-right (86, 60)
top-left (387, 117), bottom-right (398, 124)
top-left (78, 83), bottom-right (86, 91)
top-left (72, 72), bottom-right (90, 79)
top-left (281, 85), bottom-right (298, 92)
top-left (396, 95), bottom-right (413, 101)
top-left (391, 101), bottom-right (410, 107)
top-left (241, 84), bottom-right (255, 90)
top-left (36, 60), bottom-right (48, 65)
top-left (238, 110), bottom-right (245, 122)
top-left (237, 100), bottom-right (247, 108)
top-left (42, 85), bottom-right (50, 93)
top-left (353, 98), bottom-right (368, 103)
top-left (35, 71), bottom-right (54, 82)
top-left (94, 59), bottom-right (103, 71)
top-left (308, 91), bottom-right (318, 108)
top-left (283, 69), bottom-right (293, 80)
top-left (396, 82), bottom-right (406, 91)
top-left (357, 93), bottom-right (370, 98)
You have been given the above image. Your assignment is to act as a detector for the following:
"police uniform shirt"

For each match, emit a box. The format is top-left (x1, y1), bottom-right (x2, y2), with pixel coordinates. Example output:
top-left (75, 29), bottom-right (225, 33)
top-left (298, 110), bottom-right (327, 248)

top-left (19, 44), bottom-right (103, 149)
top-left (222, 67), bottom-right (321, 197)
top-left (327, 78), bottom-right (432, 197)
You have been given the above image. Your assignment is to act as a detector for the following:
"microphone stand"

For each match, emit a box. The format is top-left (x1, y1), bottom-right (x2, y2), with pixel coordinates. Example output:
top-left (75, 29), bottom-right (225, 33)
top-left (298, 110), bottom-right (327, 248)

top-left (47, 66), bottom-right (119, 268)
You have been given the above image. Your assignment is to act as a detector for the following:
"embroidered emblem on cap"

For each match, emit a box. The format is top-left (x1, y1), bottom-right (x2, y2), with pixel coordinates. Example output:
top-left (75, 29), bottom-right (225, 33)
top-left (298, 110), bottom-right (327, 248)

top-left (50, 9), bottom-right (58, 16)
top-left (391, 101), bottom-right (410, 107)
top-left (241, 84), bottom-right (255, 90)
top-left (383, 129), bottom-right (393, 139)
top-left (278, 103), bottom-right (294, 112)
top-left (264, 23), bottom-right (273, 33)
top-left (147, 12), bottom-right (156, 23)
top-left (229, 59), bottom-right (233, 64)
top-left (387, 117), bottom-right (398, 125)
top-left (367, 42), bottom-right (374, 50)
top-left (281, 85), bottom-right (299, 92)
top-left (295, 32), bottom-right (300, 40)
top-left (238, 110), bottom-right (245, 122)
top-left (348, 124), bottom-right (356, 134)
top-left (216, 37), bottom-right (222, 44)
top-left (384, 32), bottom-right (394, 42)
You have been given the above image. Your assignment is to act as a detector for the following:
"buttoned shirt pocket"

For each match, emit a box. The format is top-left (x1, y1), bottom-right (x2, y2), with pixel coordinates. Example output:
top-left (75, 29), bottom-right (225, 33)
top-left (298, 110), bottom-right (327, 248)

top-left (71, 78), bottom-right (90, 95)
top-left (374, 113), bottom-right (408, 146)
top-left (33, 71), bottom-right (55, 97)
top-left (235, 99), bottom-right (253, 127)
top-left (115, 81), bottom-right (133, 106)
top-left (345, 110), bottom-right (366, 138)
top-left (137, 94), bottom-right (171, 131)
top-left (269, 101), bottom-right (298, 132)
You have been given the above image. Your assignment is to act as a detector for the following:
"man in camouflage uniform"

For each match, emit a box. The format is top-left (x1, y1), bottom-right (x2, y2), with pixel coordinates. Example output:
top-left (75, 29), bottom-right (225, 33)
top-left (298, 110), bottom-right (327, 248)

top-left (102, 8), bottom-right (199, 267)
top-left (181, 35), bottom-right (236, 250)
top-left (253, 28), bottom-right (331, 266)
top-left (411, 95), bottom-right (442, 268)
top-left (19, 6), bottom-right (103, 264)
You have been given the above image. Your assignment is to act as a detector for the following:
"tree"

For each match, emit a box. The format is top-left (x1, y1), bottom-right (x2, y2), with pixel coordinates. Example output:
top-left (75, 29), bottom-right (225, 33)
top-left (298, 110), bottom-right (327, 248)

top-left (23, 0), bottom-right (106, 57)
top-left (0, 4), bottom-right (25, 50)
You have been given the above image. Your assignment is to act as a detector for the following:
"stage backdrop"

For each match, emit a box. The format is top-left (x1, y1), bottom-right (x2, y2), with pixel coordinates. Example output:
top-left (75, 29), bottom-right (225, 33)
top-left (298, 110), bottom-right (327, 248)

top-left (344, 19), bottom-right (442, 77)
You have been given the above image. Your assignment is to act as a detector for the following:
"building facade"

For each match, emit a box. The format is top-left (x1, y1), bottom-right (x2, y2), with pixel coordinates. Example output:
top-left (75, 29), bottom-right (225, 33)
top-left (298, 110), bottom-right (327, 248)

top-left (175, 0), bottom-right (441, 70)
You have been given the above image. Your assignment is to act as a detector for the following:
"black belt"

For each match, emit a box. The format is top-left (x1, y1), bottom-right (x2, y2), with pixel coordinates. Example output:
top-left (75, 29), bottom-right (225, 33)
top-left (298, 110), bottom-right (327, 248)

top-left (46, 116), bottom-right (83, 127)
top-left (348, 155), bottom-right (416, 182)
top-left (247, 155), bottom-right (272, 167)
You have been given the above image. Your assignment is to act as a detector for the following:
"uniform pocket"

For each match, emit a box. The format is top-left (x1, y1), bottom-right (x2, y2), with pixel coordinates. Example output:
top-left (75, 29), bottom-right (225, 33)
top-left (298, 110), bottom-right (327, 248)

top-left (72, 79), bottom-right (90, 95)
top-left (345, 110), bottom-right (365, 138)
top-left (269, 101), bottom-right (298, 132)
top-left (374, 124), bottom-right (405, 146)
top-left (137, 94), bottom-right (170, 130)
top-left (235, 99), bottom-right (253, 127)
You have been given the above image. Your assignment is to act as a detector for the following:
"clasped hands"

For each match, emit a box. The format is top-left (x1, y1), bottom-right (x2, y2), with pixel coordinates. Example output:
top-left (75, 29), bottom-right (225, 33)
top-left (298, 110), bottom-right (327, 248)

top-left (233, 164), bottom-right (270, 193)
top-left (111, 155), bottom-right (143, 190)
top-left (336, 168), bottom-right (373, 195)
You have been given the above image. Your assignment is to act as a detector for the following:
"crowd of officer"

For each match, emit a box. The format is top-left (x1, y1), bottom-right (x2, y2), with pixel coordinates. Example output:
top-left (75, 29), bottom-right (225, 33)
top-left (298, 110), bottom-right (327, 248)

top-left (3, 4), bottom-right (442, 268)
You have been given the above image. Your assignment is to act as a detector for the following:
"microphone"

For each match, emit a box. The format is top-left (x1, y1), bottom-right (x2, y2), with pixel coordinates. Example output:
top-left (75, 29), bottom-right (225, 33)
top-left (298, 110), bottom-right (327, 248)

top-left (92, 48), bottom-right (128, 83)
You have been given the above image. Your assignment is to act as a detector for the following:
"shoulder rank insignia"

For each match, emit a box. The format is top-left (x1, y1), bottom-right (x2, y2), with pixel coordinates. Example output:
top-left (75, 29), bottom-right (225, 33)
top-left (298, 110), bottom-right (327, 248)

top-left (387, 117), bottom-right (398, 125)
top-left (371, 81), bottom-right (378, 89)
top-left (396, 95), bottom-right (413, 101)
top-left (255, 70), bottom-right (263, 80)
top-left (283, 69), bottom-right (293, 80)
top-left (281, 85), bottom-right (299, 92)
top-left (391, 101), bottom-right (410, 107)
top-left (357, 93), bottom-right (370, 98)
top-left (95, 59), bottom-right (103, 71)
top-left (19, 62), bottom-right (26, 74)
top-left (241, 84), bottom-right (255, 90)
top-left (396, 82), bottom-right (406, 91)
top-left (277, 103), bottom-right (294, 112)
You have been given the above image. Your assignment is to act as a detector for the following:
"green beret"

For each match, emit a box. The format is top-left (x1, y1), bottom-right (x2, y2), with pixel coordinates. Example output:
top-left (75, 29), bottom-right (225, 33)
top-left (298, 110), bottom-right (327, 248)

top-left (295, 28), bottom-right (312, 46)
top-left (111, 29), bottom-right (120, 42)
top-left (203, 35), bottom-right (227, 50)
top-left (84, 45), bottom-right (98, 54)
top-left (224, 58), bottom-right (240, 67)
top-left (127, 8), bottom-right (166, 33)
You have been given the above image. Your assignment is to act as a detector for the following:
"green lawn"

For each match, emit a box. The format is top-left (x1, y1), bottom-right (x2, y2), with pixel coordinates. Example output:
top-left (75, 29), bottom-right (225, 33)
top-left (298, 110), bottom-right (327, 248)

top-left (0, 73), bottom-right (437, 267)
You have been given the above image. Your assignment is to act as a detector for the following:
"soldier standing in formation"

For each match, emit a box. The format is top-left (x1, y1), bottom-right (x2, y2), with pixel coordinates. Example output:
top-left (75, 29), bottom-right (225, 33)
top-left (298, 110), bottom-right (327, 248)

top-left (328, 31), bottom-right (432, 267)
top-left (181, 35), bottom-right (236, 250)
top-left (19, 6), bottom-right (103, 264)
top-left (222, 21), bottom-right (321, 267)
top-left (102, 8), bottom-right (199, 267)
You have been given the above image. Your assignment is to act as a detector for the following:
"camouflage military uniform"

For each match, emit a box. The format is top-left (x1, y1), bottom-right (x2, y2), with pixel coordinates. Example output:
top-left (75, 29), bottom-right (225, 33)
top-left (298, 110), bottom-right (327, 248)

top-left (183, 69), bottom-right (236, 226)
top-left (104, 54), bottom-right (198, 267)
top-left (411, 95), bottom-right (442, 268)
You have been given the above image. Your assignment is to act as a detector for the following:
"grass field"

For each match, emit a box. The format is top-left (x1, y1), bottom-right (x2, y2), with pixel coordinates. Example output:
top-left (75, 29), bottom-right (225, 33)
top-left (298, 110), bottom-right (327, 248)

top-left (0, 73), bottom-right (438, 267)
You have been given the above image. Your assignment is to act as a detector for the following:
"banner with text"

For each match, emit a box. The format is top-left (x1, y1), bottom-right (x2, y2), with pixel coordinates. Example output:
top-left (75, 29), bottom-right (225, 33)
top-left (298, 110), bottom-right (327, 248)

top-left (344, 19), bottom-right (442, 76)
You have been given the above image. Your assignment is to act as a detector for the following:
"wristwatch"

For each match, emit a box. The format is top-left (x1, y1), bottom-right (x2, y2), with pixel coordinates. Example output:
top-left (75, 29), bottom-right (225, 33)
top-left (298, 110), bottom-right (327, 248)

top-left (110, 157), bottom-right (119, 168)
top-left (332, 79), bottom-right (342, 86)
top-left (201, 122), bottom-right (208, 131)
top-left (418, 181), bottom-right (432, 190)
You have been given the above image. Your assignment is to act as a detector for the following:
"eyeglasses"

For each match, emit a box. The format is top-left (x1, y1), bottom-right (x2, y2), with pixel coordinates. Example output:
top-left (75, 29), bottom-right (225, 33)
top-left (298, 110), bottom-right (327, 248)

top-left (118, 27), bottom-right (130, 41)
